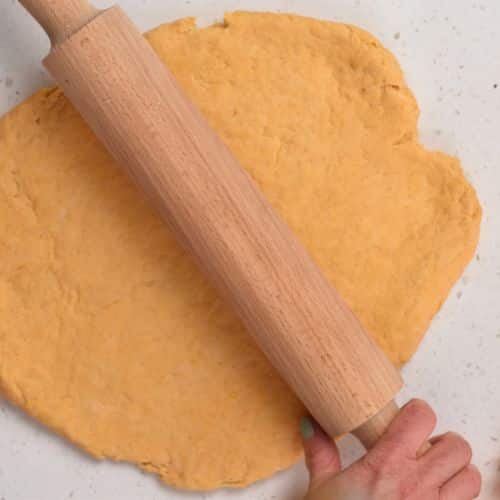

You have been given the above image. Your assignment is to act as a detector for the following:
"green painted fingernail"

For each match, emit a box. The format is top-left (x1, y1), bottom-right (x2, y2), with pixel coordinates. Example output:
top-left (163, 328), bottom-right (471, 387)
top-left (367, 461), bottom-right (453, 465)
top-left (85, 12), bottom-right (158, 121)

top-left (300, 417), bottom-right (315, 440)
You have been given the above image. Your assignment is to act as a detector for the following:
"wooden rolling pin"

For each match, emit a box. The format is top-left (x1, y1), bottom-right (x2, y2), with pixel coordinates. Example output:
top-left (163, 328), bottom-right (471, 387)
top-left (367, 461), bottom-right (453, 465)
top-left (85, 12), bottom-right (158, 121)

top-left (19, 0), bottom-right (403, 448)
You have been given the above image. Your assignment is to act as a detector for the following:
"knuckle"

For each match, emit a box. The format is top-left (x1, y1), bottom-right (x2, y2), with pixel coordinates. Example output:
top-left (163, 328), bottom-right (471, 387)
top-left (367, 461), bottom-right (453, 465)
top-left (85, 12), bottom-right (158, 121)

top-left (362, 450), bottom-right (389, 482)
top-left (381, 441), bottom-right (406, 465)
top-left (362, 450), bottom-right (385, 475)
top-left (363, 446), bottom-right (401, 477)
top-left (361, 453), bottom-right (417, 500)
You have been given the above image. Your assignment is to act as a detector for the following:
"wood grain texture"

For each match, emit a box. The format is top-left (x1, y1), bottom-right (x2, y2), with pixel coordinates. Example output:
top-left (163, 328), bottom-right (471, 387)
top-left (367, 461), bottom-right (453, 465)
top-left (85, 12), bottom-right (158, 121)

top-left (30, 5), bottom-right (402, 441)
top-left (19, 0), bottom-right (98, 44)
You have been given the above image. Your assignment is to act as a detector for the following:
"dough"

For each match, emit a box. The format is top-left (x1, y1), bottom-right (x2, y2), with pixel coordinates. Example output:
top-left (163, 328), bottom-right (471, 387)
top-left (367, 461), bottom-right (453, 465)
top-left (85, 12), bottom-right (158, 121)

top-left (0, 12), bottom-right (481, 491)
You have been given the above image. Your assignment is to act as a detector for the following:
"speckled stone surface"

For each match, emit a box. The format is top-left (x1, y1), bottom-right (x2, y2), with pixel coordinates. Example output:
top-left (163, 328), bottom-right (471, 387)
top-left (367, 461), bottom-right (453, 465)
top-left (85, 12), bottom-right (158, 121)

top-left (0, 1), bottom-right (499, 499)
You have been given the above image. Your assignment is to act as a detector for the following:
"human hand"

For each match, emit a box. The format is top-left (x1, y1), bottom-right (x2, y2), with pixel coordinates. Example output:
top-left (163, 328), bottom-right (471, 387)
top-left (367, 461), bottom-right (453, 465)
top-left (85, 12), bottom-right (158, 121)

top-left (301, 400), bottom-right (481, 500)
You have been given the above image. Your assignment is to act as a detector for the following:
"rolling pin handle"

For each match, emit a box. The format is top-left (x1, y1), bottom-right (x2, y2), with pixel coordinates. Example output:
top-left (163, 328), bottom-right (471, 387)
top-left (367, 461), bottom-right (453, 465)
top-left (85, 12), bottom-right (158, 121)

top-left (19, 0), bottom-right (99, 45)
top-left (353, 400), bottom-right (432, 456)
top-left (353, 400), bottom-right (399, 449)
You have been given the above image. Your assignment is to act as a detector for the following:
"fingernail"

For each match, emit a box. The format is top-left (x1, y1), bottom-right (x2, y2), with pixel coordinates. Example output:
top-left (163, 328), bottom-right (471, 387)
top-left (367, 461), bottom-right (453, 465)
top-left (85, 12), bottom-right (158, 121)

top-left (300, 416), bottom-right (315, 440)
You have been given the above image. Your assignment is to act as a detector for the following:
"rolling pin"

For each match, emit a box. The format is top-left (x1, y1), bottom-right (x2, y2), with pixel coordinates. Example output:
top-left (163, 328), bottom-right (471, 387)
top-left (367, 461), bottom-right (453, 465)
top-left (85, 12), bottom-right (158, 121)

top-left (18, 0), bottom-right (403, 449)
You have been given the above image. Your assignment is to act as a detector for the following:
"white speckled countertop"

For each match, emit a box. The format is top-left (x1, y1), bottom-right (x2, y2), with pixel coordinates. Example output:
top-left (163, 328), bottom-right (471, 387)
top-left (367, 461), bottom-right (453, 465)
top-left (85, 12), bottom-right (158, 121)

top-left (1, 0), bottom-right (499, 499)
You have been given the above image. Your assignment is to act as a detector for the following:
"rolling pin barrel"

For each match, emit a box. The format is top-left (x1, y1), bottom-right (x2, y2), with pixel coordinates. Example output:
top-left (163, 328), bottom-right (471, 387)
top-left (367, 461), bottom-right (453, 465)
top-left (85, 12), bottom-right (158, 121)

top-left (19, 0), bottom-right (403, 447)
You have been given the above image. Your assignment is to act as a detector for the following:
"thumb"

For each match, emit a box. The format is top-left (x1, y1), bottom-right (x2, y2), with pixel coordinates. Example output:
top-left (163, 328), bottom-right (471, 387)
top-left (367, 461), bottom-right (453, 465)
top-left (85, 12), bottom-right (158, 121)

top-left (300, 417), bottom-right (342, 491)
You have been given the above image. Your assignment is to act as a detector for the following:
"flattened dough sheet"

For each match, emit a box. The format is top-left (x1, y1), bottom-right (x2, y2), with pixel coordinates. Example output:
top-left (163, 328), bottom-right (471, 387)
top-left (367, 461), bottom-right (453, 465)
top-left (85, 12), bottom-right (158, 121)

top-left (0, 12), bottom-right (481, 490)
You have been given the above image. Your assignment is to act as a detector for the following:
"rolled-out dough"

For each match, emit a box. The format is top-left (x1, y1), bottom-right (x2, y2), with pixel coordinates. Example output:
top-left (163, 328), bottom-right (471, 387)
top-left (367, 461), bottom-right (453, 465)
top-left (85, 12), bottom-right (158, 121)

top-left (0, 11), bottom-right (481, 491)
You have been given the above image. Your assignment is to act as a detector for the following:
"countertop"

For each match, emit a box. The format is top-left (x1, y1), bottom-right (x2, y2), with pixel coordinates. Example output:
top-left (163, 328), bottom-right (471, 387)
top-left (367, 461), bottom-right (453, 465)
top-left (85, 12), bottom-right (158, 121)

top-left (1, 0), bottom-right (499, 499)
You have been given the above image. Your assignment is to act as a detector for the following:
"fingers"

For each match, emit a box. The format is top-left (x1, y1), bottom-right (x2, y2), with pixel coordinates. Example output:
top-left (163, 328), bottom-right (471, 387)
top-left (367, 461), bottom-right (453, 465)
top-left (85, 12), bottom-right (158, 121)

top-left (301, 417), bottom-right (341, 490)
top-left (440, 464), bottom-right (482, 500)
top-left (372, 399), bottom-right (437, 460)
top-left (419, 432), bottom-right (473, 489)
